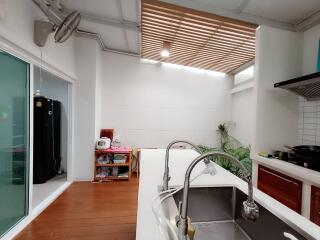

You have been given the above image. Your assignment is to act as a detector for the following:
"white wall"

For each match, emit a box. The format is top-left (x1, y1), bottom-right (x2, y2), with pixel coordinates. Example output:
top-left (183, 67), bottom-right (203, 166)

top-left (230, 88), bottom-right (254, 147)
top-left (100, 53), bottom-right (232, 149)
top-left (252, 25), bottom-right (303, 156)
top-left (0, 0), bottom-right (76, 79)
top-left (95, 45), bottom-right (102, 140)
top-left (73, 37), bottom-right (100, 181)
top-left (230, 66), bottom-right (255, 146)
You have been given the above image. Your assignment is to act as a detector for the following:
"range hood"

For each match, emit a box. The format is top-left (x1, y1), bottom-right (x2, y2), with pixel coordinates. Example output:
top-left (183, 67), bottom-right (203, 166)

top-left (274, 72), bottom-right (320, 101)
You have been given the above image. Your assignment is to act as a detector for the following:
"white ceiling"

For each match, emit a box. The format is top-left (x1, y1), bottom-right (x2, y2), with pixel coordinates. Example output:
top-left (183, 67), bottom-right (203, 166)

top-left (61, 0), bottom-right (320, 55)
top-left (173, 0), bottom-right (320, 25)
top-left (63, 0), bottom-right (138, 22)
top-left (62, 0), bottom-right (139, 54)
top-left (241, 0), bottom-right (320, 24)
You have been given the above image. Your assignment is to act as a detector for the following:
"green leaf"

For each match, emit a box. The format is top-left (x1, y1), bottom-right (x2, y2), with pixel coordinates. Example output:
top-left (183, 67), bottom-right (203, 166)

top-left (198, 122), bottom-right (252, 179)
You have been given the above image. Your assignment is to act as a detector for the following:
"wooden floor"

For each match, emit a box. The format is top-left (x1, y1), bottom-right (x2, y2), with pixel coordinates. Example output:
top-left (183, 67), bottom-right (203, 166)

top-left (15, 178), bottom-right (139, 240)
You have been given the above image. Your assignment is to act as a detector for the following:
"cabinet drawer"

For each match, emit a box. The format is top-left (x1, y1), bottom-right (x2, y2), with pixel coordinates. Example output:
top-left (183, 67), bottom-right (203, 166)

top-left (258, 165), bottom-right (302, 213)
top-left (310, 185), bottom-right (320, 226)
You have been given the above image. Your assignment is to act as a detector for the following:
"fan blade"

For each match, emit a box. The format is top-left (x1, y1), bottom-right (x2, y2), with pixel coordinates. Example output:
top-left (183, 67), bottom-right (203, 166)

top-left (54, 11), bottom-right (81, 43)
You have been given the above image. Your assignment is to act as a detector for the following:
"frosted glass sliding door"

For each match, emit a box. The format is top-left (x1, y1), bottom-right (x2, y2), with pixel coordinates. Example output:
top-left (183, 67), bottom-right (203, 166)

top-left (0, 51), bottom-right (29, 237)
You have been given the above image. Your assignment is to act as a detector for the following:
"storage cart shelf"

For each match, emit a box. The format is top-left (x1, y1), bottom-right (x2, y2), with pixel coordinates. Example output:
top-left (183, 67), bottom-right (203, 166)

top-left (93, 147), bottom-right (132, 182)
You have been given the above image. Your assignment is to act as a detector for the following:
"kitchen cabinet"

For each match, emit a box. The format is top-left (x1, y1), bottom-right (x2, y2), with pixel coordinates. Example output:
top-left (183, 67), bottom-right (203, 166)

top-left (258, 165), bottom-right (302, 213)
top-left (310, 185), bottom-right (320, 226)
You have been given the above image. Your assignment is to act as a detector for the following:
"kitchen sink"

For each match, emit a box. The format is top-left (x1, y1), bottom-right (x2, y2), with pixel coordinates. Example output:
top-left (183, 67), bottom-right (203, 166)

top-left (160, 186), bottom-right (314, 240)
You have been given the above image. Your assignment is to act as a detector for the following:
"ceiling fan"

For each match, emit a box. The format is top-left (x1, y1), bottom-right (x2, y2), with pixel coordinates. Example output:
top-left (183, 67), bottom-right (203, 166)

top-left (33, 0), bottom-right (81, 47)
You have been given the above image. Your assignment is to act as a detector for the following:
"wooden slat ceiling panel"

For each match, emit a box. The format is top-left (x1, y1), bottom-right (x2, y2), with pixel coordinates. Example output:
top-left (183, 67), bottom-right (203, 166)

top-left (141, 0), bottom-right (258, 73)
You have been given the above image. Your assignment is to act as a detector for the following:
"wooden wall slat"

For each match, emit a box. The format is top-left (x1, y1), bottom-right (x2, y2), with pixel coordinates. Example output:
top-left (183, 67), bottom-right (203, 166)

top-left (141, 0), bottom-right (257, 73)
top-left (142, 33), bottom-right (255, 52)
top-left (142, 40), bottom-right (254, 57)
top-left (142, 17), bottom-right (255, 38)
top-left (142, 24), bottom-right (255, 44)
top-left (142, 0), bottom-right (257, 30)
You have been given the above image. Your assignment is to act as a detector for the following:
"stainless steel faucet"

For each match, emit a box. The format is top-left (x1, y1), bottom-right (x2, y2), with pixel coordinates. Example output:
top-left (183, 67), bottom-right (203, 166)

top-left (163, 140), bottom-right (210, 191)
top-left (176, 151), bottom-right (259, 239)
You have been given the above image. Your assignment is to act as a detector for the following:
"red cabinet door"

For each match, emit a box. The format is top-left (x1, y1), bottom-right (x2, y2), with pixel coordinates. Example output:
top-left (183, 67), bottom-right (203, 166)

top-left (258, 165), bottom-right (302, 213)
top-left (310, 185), bottom-right (320, 226)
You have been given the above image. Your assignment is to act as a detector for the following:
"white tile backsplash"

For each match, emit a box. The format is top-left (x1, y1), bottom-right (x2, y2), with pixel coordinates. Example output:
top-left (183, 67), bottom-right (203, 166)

top-left (303, 106), bottom-right (317, 112)
top-left (303, 123), bottom-right (317, 130)
top-left (298, 97), bottom-right (320, 145)
top-left (303, 129), bottom-right (317, 136)
top-left (303, 118), bottom-right (317, 124)
top-left (303, 112), bottom-right (317, 118)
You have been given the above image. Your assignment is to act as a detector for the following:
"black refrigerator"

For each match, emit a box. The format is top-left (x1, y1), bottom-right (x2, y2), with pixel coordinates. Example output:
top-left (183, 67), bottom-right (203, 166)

top-left (33, 96), bottom-right (61, 184)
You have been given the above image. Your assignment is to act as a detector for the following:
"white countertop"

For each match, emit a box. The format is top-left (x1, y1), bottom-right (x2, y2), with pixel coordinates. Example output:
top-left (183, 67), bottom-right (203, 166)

top-left (136, 149), bottom-right (320, 240)
top-left (252, 155), bottom-right (320, 187)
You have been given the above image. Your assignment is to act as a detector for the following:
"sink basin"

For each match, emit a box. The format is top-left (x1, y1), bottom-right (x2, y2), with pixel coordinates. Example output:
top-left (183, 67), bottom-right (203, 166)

top-left (160, 186), bottom-right (314, 240)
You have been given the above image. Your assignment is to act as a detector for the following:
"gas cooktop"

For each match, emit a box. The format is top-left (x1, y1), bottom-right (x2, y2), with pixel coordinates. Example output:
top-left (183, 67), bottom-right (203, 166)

top-left (277, 155), bottom-right (320, 172)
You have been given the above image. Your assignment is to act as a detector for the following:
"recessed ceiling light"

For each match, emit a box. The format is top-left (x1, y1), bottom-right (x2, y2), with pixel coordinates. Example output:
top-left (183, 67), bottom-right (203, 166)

top-left (160, 49), bottom-right (170, 57)
top-left (160, 41), bottom-right (171, 58)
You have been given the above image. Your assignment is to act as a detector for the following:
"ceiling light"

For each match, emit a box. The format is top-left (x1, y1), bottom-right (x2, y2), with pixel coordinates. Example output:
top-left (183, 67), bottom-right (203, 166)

top-left (160, 49), bottom-right (170, 58)
top-left (160, 41), bottom-right (171, 58)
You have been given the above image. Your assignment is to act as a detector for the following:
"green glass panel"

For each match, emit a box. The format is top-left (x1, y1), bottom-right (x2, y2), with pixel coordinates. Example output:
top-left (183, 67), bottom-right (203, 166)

top-left (0, 51), bottom-right (29, 237)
